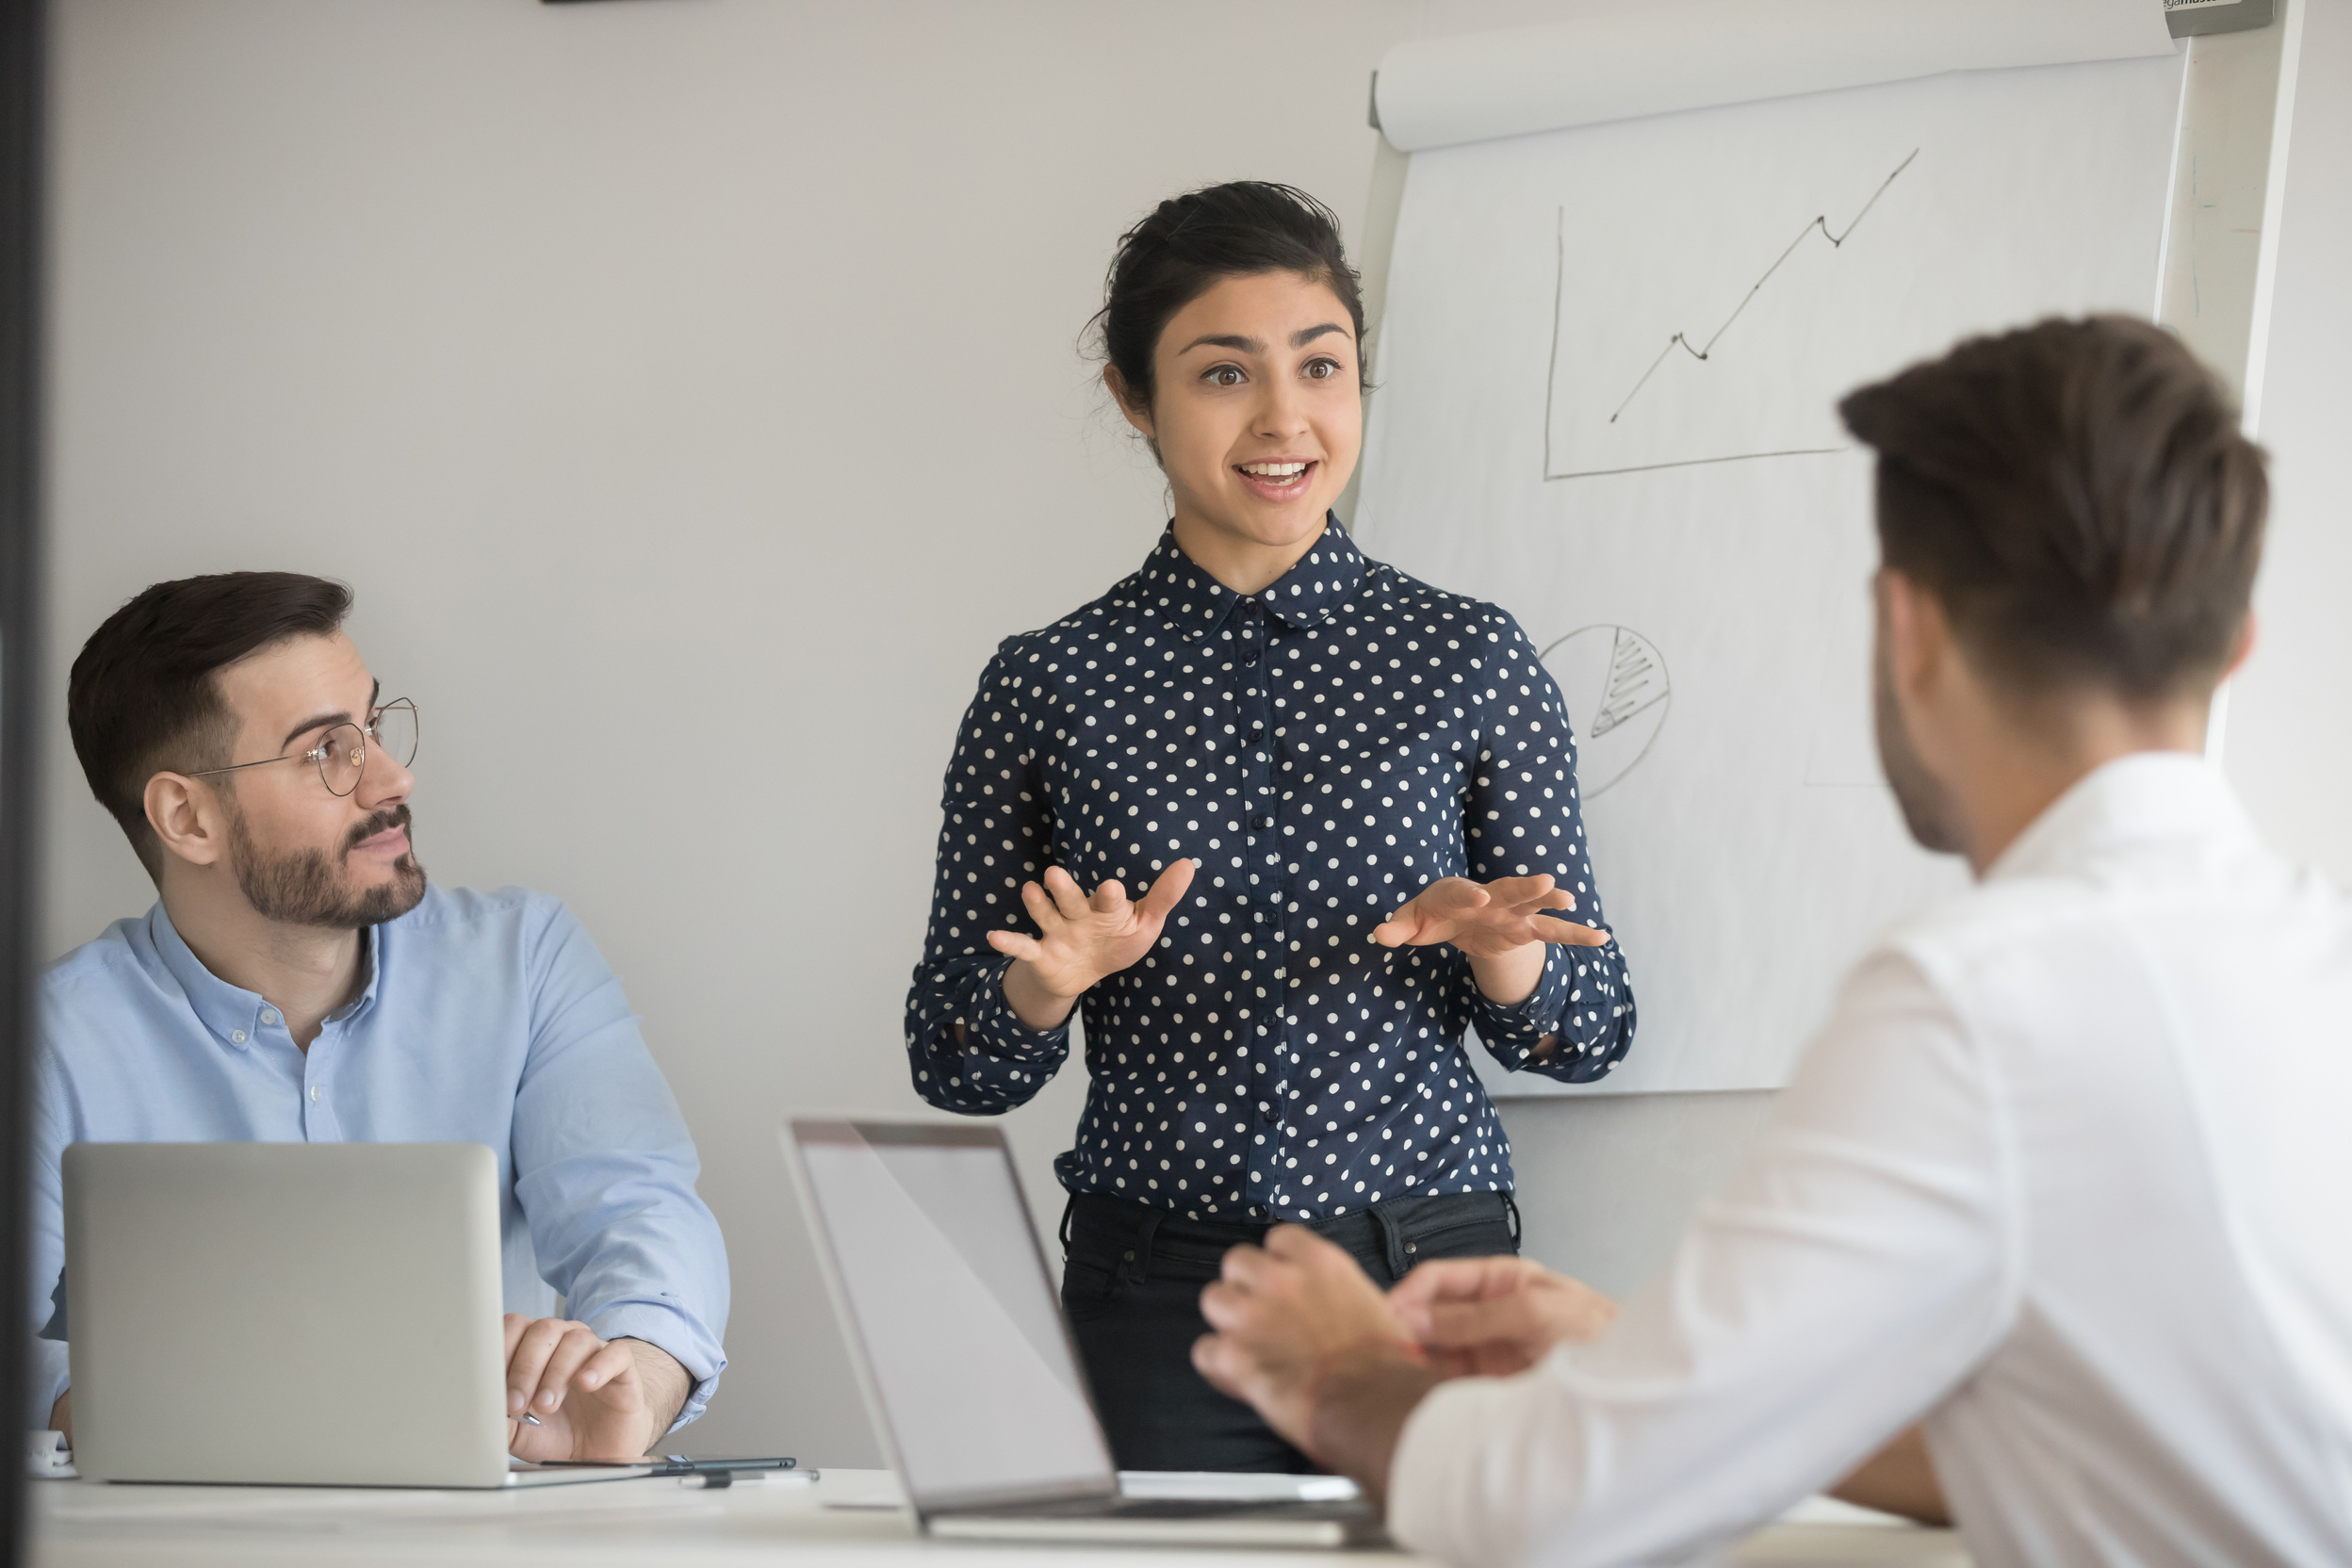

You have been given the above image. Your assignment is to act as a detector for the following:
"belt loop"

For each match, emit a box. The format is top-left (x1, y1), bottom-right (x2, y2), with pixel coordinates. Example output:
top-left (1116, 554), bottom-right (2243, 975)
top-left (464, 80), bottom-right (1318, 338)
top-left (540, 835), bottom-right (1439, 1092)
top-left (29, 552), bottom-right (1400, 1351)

top-left (1504, 1192), bottom-right (1523, 1250)
top-left (1058, 1193), bottom-right (1075, 1257)
top-left (1121, 1208), bottom-right (1166, 1286)
top-left (1369, 1203), bottom-right (1410, 1282)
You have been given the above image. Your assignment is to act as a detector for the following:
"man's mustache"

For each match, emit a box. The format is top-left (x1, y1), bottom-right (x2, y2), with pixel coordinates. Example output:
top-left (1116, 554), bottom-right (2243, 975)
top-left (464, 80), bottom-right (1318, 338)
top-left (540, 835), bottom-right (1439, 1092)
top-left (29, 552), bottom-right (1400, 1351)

top-left (345, 804), bottom-right (413, 854)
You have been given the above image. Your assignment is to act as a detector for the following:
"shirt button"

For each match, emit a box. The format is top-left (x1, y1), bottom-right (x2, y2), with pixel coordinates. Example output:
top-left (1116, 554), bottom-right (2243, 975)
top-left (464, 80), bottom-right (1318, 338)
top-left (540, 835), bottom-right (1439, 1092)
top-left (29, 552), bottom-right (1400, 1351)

top-left (261, 1009), bottom-right (280, 1025)
top-left (1251, 814), bottom-right (1274, 829)
top-left (230, 1029), bottom-right (247, 1043)
top-left (308, 1086), bottom-right (320, 1102)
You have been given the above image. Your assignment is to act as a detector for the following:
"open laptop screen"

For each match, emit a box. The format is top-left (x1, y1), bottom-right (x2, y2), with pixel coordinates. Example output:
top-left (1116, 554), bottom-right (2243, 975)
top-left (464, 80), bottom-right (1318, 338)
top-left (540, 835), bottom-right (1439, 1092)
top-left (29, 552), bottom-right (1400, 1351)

top-left (791, 1121), bottom-right (1115, 1507)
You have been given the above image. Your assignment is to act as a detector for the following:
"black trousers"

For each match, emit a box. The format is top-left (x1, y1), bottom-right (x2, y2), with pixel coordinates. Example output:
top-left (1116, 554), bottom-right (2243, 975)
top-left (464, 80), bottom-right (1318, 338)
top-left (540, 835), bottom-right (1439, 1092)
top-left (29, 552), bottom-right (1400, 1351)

top-left (1059, 1190), bottom-right (1520, 1473)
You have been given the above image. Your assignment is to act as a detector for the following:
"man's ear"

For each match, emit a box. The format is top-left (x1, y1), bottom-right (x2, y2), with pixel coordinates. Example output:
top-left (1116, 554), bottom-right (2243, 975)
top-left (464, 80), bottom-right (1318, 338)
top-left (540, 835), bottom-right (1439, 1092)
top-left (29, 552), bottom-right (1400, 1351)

top-left (2222, 611), bottom-right (2258, 681)
top-left (1103, 365), bottom-right (1156, 441)
top-left (1877, 568), bottom-right (1950, 708)
top-left (144, 773), bottom-right (229, 870)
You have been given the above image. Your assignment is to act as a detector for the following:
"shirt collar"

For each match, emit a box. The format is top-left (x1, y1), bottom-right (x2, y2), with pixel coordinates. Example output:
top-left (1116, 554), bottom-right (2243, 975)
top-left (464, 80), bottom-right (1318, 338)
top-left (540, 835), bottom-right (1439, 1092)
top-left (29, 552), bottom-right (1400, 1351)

top-left (143, 901), bottom-right (384, 1050)
top-left (1985, 749), bottom-right (2249, 884)
top-left (1134, 515), bottom-right (1369, 642)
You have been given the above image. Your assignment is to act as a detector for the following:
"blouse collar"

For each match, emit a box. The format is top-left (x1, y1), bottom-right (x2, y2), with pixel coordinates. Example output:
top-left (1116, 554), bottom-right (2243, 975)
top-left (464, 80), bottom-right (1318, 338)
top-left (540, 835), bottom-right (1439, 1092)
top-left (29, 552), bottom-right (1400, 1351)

top-left (1133, 514), bottom-right (1369, 643)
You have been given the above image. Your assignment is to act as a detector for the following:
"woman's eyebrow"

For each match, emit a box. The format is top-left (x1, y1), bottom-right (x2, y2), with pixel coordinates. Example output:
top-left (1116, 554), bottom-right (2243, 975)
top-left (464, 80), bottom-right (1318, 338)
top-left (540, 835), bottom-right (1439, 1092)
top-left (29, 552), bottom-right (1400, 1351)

top-left (1177, 324), bottom-right (1350, 355)
top-left (1178, 333), bottom-right (1263, 354)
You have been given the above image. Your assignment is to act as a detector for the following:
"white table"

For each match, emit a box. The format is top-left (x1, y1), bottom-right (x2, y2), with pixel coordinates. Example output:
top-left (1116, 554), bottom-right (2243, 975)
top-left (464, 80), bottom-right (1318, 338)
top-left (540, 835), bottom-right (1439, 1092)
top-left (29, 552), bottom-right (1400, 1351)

top-left (30, 1467), bottom-right (1972, 1566)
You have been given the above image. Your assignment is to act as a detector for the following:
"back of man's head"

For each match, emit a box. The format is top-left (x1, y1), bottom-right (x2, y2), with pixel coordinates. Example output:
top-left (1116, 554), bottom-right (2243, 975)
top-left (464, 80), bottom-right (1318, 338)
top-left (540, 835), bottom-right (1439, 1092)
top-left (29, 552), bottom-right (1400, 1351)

top-left (69, 572), bottom-right (353, 879)
top-left (1838, 316), bottom-right (2266, 705)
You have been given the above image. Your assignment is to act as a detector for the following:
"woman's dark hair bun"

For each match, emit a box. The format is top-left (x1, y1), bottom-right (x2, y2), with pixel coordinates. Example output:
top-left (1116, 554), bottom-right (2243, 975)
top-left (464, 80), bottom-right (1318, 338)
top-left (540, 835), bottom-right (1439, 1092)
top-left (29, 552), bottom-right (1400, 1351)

top-left (1094, 181), bottom-right (1365, 414)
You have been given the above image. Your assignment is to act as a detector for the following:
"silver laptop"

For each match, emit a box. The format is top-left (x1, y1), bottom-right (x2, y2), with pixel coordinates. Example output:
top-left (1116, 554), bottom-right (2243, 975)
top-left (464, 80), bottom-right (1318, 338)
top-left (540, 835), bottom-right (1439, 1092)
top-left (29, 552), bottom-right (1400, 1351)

top-left (784, 1119), bottom-right (1381, 1547)
top-left (63, 1142), bottom-right (659, 1488)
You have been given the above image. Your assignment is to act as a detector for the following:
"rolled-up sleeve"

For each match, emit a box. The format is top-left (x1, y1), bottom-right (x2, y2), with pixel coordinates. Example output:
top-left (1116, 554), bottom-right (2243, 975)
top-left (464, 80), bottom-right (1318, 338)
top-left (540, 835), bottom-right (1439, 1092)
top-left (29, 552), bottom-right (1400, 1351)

top-left (1460, 610), bottom-right (1636, 1083)
top-left (511, 902), bottom-right (730, 1428)
top-left (1386, 950), bottom-right (2011, 1567)
top-left (905, 645), bottom-right (1073, 1115)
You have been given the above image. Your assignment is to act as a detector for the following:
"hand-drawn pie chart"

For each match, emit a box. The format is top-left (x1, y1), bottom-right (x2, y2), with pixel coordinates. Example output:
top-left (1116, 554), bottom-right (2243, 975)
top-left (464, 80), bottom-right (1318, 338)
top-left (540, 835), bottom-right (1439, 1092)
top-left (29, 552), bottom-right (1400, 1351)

top-left (1541, 626), bottom-right (1671, 796)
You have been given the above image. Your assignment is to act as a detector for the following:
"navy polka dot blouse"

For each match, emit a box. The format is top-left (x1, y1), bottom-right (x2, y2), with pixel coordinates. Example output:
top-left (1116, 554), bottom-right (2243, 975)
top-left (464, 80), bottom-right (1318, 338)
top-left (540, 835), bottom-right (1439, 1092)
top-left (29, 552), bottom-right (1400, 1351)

top-left (906, 521), bottom-right (1637, 1222)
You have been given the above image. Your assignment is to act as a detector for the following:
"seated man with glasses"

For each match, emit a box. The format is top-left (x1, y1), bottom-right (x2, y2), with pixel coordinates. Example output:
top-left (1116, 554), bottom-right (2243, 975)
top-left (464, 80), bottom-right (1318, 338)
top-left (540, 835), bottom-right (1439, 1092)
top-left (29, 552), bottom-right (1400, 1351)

top-left (26, 571), bottom-right (728, 1463)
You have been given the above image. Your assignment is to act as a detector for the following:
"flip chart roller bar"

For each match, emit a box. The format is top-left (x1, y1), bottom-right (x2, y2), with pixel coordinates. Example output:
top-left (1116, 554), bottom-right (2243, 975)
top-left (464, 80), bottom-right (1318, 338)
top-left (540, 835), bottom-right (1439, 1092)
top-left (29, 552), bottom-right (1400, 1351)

top-left (2166, 0), bottom-right (2276, 39)
top-left (1368, 0), bottom-right (2179, 154)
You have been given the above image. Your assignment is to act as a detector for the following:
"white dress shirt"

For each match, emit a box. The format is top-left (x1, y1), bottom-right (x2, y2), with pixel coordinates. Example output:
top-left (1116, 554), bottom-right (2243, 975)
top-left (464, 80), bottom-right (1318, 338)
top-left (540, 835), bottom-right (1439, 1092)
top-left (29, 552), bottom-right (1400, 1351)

top-left (1388, 753), bottom-right (2352, 1567)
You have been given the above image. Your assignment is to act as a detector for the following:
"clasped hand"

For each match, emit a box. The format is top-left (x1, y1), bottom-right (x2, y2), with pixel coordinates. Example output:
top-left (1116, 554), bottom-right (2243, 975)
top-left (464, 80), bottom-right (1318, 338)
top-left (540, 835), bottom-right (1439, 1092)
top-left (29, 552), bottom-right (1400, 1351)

top-left (1191, 1230), bottom-right (1617, 1496)
top-left (1386, 1253), bottom-right (1619, 1377)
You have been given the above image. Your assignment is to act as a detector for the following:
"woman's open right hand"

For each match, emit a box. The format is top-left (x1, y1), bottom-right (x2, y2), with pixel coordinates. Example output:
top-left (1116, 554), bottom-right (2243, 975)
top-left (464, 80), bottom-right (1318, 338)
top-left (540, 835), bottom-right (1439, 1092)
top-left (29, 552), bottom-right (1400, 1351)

top-left (987, 860), bottom-right (1198, 1029)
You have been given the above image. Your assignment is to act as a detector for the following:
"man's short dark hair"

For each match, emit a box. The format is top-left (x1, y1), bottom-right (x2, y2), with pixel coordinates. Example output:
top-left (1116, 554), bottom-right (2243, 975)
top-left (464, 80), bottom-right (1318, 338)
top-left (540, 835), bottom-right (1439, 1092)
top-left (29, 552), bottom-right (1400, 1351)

top-left (1838, 316), bottom-right (2266, 703)
top-left (68, 572), bottom-right (353, 876)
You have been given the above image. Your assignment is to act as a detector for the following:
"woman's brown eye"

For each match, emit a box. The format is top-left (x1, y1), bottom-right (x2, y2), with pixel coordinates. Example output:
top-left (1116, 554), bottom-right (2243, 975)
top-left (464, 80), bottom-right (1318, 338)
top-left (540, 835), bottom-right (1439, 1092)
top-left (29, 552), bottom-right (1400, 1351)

top-left (1210, 367), bottom-right (1244, 386)
top-left (1305, 359), bottom-right (1338, 380)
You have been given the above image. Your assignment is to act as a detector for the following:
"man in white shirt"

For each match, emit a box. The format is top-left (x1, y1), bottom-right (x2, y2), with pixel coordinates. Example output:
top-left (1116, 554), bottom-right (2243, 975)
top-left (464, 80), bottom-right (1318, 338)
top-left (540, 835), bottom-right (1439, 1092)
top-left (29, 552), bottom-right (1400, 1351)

top-left (1187, 315), bottom-right (2352, 1567)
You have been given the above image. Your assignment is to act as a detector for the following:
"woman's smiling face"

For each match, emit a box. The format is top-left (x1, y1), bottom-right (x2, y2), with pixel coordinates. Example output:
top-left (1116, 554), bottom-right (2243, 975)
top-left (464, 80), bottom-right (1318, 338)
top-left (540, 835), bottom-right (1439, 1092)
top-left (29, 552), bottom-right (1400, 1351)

top-left (1112, 269), bottom-right (1363, 585)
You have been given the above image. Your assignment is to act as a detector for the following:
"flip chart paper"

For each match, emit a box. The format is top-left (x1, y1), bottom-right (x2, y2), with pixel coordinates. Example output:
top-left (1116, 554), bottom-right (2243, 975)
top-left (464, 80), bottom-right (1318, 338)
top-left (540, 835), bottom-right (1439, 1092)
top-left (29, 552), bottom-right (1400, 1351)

top-left (1356, 52), bottom-right (2183, 1092)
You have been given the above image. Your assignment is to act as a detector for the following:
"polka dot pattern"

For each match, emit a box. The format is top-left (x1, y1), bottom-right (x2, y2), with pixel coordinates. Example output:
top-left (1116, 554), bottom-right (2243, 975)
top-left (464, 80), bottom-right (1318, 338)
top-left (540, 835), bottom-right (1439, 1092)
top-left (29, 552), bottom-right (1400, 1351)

top-left (906, 521), bottom-right (1637, 1222)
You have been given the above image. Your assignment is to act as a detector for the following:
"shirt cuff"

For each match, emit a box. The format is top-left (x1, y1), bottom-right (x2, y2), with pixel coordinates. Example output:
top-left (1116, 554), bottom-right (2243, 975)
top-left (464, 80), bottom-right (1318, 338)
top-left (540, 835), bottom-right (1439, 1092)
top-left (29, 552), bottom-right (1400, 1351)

top-left (1467, 943), bottom-right (1575, 1068)
top-left (28, 1339), bottom-right (68, 1431)
top-left (589, 1302), bottom-right (727, 1432)
top-left (1387, 1372), bottom-right (1546, 1568)
top-left (962, 955), bottom-right (1073, 1061)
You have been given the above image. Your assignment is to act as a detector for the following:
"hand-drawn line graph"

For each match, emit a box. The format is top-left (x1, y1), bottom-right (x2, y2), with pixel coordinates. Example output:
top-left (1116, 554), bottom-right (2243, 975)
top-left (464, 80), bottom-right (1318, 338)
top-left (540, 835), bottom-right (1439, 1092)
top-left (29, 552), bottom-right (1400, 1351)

top-left (1609, 150), bottom-right (1918, 424)
top-left (1543, 625), bottom-right (1670, 795)
top-left (1543, 149), bottom-right (1920, 482)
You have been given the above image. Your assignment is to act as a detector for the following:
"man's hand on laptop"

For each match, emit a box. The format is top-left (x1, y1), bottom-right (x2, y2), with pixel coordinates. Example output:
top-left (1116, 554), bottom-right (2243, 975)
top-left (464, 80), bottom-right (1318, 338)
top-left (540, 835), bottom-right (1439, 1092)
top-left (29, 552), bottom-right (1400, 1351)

top-left (1192, 1226), bottom-right (1444, 1506)
top-left (502, 1315), bottom-right (691, 1462)
top-left (1387, 1256), bottom-right (1618, 1376)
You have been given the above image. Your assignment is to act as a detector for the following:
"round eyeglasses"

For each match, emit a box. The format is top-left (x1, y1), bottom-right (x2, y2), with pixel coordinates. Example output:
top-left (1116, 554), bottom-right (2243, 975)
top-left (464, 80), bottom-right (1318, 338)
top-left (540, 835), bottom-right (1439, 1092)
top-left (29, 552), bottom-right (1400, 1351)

top-left (182, 699), bottom-right (418, 798)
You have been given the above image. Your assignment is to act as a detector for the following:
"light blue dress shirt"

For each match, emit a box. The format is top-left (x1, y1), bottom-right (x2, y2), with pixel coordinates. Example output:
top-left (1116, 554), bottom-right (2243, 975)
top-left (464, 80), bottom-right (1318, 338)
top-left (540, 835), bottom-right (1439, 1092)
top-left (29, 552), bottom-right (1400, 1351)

top-left (25, 885), bottom-right (729, 1430)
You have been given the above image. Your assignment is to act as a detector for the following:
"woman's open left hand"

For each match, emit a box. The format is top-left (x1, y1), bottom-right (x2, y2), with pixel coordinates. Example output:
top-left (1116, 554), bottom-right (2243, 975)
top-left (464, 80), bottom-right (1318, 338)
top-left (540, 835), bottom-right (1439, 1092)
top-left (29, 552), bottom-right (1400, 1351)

top-left (1371, 874), bottom-right (1609, 959)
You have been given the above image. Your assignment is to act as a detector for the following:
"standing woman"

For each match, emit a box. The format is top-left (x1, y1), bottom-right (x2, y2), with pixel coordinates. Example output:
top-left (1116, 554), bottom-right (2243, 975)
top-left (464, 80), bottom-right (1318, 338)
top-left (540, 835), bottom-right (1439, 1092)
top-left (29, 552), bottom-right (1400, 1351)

top-left (906, 181), bottom-right (1636, 1472)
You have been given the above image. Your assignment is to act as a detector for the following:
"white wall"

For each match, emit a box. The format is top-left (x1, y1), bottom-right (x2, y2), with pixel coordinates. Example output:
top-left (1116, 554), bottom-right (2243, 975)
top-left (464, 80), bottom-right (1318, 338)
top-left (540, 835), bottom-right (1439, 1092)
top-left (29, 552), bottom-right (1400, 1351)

top-left (2226, 0), bottom-right (2352, 882)
top-left (48, 0), bottom-right (1649, 1469)
top-left (42, 0), bottom-right (1435, 1463)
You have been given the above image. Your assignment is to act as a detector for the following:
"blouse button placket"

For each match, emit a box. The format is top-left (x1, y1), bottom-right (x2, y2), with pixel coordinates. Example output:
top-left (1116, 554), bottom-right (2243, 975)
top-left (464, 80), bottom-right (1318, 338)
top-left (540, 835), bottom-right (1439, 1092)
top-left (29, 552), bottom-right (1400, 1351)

top-left (1237, 597), bottom-right (1290, 1212)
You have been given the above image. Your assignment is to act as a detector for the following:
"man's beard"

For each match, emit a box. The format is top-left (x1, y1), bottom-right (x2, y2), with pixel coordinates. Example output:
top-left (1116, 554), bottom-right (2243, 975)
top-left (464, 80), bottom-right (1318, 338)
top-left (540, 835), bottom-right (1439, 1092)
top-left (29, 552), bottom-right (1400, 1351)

top-left (1872, 635), bottom-right (1967, 857)
top-left (227, 802), bottom-right (429, 929)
